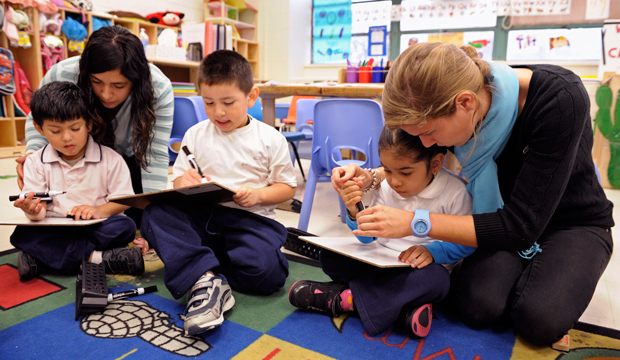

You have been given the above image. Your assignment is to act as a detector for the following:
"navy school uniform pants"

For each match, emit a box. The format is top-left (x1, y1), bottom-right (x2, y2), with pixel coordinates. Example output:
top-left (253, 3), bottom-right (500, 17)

top-left (10, 215), bottom-right (136, 273)
top-left (320, 249), bottom-right (450, 336)
top-left (141, 202), bottom-right (289, 299)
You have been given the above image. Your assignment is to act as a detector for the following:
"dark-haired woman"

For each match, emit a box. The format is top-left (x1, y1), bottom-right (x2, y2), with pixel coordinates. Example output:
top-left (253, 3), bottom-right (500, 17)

top-left (17, 26), bottom-right (174, 228)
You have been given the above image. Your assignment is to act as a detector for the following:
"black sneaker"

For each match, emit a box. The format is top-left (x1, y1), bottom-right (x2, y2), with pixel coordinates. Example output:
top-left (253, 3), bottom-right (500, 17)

top-left (17, 251), bottom-right (45, 282)
top-left (404, 303), bottom-right (432, 338)
top-left (101, 247), bottom-right (145, 275)
top-left (288, 280), bottom-right (347, 317)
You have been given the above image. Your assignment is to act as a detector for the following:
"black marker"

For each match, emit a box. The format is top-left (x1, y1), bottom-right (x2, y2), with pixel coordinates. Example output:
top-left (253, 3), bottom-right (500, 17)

top-left (182, 146), bottom-right (205, 178)
top-left (107, 285), bottom-right (158, 302)
top-left (356, 201), bottom-right (365, 213)
top-left (9, 190), bottom-right (66, 202)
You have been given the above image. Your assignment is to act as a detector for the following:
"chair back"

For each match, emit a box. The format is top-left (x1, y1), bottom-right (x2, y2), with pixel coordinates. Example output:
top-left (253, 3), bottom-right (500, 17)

top-left (189, 96), bottom-right (208, 121)
top-left (284, 95), bottom-right (317, 123)
top-left (295, 99), bottom-right (319, 139)
top-left (311, 99), bottom-right (384, 177)
top-left (169, 97), bottom-right (205, 163)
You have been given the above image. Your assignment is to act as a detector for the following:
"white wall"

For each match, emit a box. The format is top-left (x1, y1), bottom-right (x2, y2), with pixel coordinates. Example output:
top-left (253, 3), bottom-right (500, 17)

top-left (90, 0), bottom-right (203, 23)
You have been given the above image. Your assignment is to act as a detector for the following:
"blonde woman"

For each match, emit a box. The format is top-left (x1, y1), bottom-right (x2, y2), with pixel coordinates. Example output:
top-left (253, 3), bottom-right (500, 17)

top-left (331, 42), bottom-right (613, 345)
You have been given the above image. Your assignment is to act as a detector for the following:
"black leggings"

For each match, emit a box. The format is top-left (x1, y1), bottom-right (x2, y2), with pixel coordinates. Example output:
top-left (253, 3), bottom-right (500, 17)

top-left (450, 225), bottom-right (613, 346)
top-left (122, 155), bottom-right (143, 229)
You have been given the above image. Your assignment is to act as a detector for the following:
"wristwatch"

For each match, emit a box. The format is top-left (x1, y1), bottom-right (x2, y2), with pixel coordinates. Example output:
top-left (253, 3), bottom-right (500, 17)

top-left (411, 209), bottom-right (431, 238)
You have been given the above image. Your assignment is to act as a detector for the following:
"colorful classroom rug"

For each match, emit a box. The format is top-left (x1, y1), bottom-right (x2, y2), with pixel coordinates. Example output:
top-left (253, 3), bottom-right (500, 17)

top-left (1, 249), bottom-right (620, 360)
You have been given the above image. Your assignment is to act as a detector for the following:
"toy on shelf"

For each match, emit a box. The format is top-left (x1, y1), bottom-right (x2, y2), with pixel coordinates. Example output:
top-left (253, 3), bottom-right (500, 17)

top-left (146, 11), bottom-right (184, 26)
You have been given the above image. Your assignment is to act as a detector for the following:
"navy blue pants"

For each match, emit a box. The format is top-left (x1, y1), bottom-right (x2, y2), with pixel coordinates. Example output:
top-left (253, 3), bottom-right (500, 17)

top-left (320, 249), bottom-right (450, 335)
top-left (141, 202), bottom-right (289, 299)
top-left (10, 215), bottom-right (136, 273)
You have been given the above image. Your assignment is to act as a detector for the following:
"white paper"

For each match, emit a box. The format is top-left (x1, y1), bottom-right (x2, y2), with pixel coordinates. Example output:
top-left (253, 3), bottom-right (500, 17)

top-left (0, 215), bottom-right (105, 226)
top-left (370, 44), bottom-right (384, 56)
top-left (586, 0), bottom-right (610, 20)
top-left (351, 0), bottom-right (392, 34)
top-left (299, 236), bottom-right (410, 268)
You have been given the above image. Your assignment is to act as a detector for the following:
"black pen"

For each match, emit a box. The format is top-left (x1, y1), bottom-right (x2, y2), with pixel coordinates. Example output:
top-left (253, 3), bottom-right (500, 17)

top-left (107, 285), bottom-right (158, 302)
top-left (9, 190), bottom-right (66, 202)
top-left (182, 145), bottom-right (206, 178)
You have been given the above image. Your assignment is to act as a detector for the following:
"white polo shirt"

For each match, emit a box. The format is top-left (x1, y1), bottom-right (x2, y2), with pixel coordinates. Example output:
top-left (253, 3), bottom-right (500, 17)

top-left (22, 135), bottom-right (135, 217)
top-left (172, 116), bottom-right (297, 219)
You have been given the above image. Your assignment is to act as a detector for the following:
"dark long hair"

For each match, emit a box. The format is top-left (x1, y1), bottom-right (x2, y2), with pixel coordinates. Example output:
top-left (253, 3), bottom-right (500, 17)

top-left (77, 26), bottom-right (155, 170)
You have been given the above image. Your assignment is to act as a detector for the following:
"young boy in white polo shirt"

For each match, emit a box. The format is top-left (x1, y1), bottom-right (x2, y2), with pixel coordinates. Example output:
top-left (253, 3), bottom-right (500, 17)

top-left (11, 82), bottom-right (145, 282)
top-left (141, 50), bottom-right (297, 336)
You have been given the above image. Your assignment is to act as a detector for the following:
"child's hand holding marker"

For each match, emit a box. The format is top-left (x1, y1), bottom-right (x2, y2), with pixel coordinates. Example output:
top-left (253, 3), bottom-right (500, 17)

top-left (399, 245), bottom-right (433, 269)
top-left (179, 146), bottom-right (211, 186)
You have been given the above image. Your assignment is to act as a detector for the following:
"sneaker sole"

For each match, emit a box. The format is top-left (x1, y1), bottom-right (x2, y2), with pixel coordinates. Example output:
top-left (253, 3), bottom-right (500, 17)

top-left (185, 293), bottom-right (235, 336)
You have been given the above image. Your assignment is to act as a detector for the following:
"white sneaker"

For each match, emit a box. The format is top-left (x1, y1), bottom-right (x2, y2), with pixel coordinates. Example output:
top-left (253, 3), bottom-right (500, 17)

top-left (184, 273), bottom-right (235, 336)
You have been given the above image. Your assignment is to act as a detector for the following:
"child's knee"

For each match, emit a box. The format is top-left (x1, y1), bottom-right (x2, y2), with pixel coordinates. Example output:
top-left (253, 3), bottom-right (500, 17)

top-left (234, 251), bottom-right (288, 294)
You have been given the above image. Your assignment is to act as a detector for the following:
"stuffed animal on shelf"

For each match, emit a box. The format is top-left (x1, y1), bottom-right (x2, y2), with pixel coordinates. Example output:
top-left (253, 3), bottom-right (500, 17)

top-left (145, 11), bottom-right (184, 26)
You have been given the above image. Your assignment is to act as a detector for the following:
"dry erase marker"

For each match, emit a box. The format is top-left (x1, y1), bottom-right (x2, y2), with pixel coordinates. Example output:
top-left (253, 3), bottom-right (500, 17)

top-left (182, 146), bottom-right (208, 183)
top-left (108, 285), bottom-right (158, 302)
top-left (9, 190), bottom-right (66, 202)
top-left (356, 200), bottom-right (365, 213)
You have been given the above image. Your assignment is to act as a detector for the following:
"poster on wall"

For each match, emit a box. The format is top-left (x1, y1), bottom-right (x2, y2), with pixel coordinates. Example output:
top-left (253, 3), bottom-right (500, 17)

top-left (313, 0), bottom-right (352, 64)
top-left (351, 0), bottom-right (392, 34)
top-left (586, 0), bottom-right (610, 20)
top-left (506, 28), bottom-right (602, 62)
top-left (496, 0), bottom-right (571, 16)
top-left (400, 0), bottom-right (497, 31)
top-left (599, 20), bottom-right (620, 79)
top-left (399, 31), bottom-right (494, 61)
top-left (350, 35), bottom-right (390, 65)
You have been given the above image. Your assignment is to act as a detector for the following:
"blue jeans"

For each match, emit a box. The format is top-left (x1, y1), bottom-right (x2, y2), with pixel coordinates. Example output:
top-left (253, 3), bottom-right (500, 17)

top-left (141, 202), bottom-right (289, 299)
top-left (10, 215), bottom-right (136, 272)
top-left (450, 225), bottom-right (613, 346)
top-left (320, 249), bottom-right (450, 335)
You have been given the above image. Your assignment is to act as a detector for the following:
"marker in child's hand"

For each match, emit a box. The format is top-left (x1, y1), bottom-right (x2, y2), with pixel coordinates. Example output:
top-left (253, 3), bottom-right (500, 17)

top-left (9, 190), bottom-right (66, 202)
top-left (182, 146), bottom-right (208, 184)
top-left (356, 201), bottom-right (365, 213)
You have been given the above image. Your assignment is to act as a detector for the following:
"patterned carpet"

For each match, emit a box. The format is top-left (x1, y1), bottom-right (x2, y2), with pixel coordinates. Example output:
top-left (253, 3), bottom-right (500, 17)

top-left (1, 249), bottom-right (620, 360)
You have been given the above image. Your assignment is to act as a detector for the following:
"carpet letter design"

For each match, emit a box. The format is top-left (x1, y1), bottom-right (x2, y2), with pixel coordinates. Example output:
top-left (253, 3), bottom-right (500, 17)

top-left (80, 300), bottom-right (211, 357)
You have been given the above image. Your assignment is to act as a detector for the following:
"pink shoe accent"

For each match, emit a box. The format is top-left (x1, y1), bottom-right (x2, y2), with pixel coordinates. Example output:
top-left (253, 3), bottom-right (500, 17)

top-left (340, 289), bottom-right (354, 312)
top-left (313, 289), bottom-right (324, 294)
top-left (410, 304), bottom-right (432, 338)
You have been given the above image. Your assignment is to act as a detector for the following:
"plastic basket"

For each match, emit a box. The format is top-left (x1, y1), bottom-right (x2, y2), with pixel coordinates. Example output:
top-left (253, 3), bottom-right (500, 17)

top-left (284, 227), bottom-right (320, 261)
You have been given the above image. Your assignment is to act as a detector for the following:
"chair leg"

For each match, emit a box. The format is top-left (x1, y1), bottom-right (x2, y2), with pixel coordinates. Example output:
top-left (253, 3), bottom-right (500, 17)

top-left (338, 196), bottom-right (347, 223)
top-left (289, 142), bottom-right (306, 181)
top-left (298, 167), bottom-right (318, 231)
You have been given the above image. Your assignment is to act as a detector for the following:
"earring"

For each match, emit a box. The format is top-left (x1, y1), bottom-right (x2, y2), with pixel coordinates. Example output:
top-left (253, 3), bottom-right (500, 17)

top-left (469, 109), bottom-right (473, 112)
top-left (433, 172), bottom-right (437, 177)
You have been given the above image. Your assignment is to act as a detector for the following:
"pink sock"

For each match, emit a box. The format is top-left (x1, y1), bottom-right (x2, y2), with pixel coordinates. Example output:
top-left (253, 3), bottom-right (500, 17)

top-left (340, 289), bottom-right (354, 312)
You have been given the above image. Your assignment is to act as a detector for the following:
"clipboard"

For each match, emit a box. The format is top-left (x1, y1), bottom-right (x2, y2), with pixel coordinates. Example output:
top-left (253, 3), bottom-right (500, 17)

top-left (299, 236), bottom-right (410, 268)
top-left (109, 181), bottom-right (236, 210)
top-left (0, 215), bottom-right (105, 226)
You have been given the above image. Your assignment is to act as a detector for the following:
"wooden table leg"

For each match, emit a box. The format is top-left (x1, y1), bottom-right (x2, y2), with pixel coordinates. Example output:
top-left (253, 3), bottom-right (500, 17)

top-left (261, 97), bottom-right (276, 127)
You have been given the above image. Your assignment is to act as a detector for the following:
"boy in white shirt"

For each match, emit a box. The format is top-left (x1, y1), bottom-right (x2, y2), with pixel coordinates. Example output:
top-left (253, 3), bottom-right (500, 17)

top-left (12, 82), bottom-right (144, 281)
top-left (141, 50), bottom-right (297, 336)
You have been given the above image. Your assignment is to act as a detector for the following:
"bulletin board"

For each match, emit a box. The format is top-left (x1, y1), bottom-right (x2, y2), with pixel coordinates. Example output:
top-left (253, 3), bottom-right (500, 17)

top-left (390, 0), bottom-right (620, 61)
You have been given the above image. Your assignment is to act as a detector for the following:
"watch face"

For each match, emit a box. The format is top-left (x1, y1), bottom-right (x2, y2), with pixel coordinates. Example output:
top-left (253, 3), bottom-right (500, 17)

top-left (414, 220), bottom-right (428, 233)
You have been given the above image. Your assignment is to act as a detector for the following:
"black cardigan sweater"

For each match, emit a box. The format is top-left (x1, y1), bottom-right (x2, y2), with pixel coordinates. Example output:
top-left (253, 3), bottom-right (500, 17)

top-left (472, 64), bottom-right (614, 251)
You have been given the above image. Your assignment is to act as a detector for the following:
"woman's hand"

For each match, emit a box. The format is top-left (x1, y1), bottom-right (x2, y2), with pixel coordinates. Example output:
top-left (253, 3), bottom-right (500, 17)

top-left (15, 154), bottom-right (31, 190)
top-left (353, 205), bottom-right (415, 239)
top-left (340, 180), bottom-right (363, 216)
top-left (399, 245), bottom-right (434, 269)
top-left (331, 164), bottom-right (370, 194)
top-left (69, 205), bottom-right (101, 220)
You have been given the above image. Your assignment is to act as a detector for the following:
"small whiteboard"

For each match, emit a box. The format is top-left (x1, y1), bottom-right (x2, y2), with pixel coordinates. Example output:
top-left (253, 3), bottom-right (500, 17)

top-left (299, 236), bottom-right (410, 268)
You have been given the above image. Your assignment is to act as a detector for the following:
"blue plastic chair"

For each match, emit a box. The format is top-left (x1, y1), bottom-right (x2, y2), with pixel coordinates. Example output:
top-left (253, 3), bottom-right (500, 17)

top-left (189, 96), bottom-right (208, 120)
top-left (248, 98), bottom-right (263, 120)
top-left (169, 97), bottom-right (206, 164)
top-left (297, 99), bottom-right (384, 231)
